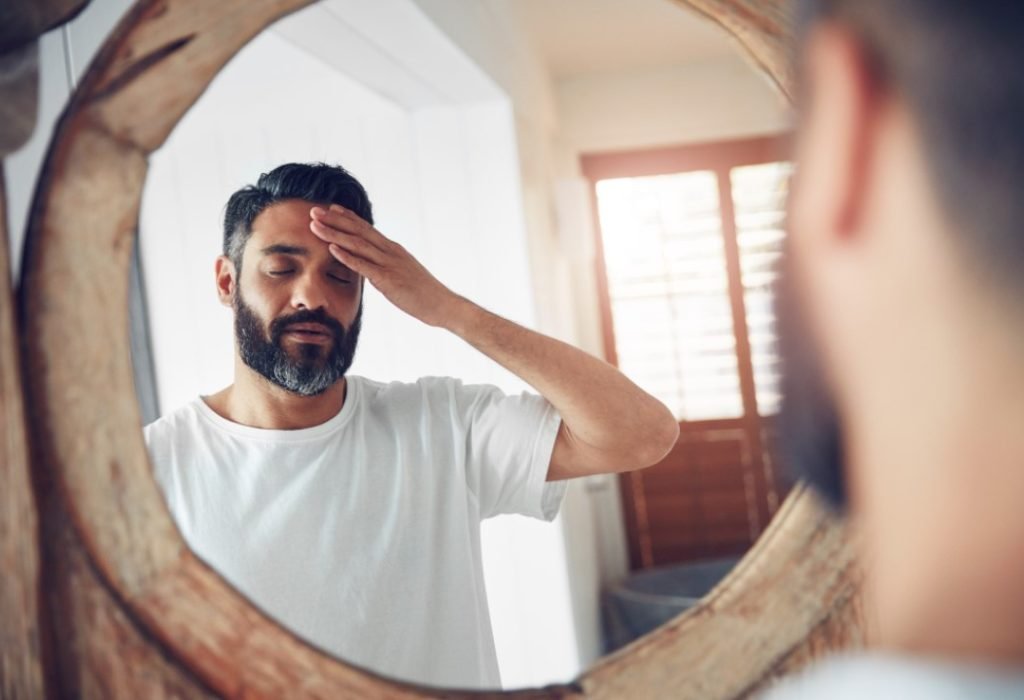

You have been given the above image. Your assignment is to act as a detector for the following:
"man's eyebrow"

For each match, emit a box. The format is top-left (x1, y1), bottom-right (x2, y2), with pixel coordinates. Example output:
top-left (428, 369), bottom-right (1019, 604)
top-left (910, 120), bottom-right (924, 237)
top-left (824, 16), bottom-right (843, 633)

top-left (260, 244), bottom-right (308, 256)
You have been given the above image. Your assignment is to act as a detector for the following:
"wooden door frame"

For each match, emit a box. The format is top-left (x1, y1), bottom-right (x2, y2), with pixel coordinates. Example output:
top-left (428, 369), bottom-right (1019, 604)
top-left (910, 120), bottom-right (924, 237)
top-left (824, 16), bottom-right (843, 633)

top-left (582, 135), bottom-right (791, 569)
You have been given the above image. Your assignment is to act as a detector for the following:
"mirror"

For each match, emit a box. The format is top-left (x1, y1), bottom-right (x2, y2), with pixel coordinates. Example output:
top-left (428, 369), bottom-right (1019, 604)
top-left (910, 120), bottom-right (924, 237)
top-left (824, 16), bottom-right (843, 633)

top-left (21, 0), bottom-right (862, 696)
top-left (129, 0), bottom-right (794, 691)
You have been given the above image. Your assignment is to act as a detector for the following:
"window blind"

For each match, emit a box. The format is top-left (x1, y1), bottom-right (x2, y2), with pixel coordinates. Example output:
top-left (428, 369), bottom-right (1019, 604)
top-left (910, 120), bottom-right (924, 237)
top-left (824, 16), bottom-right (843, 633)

top-left (731, 162), bottom-right (793, 416)
top-left (596, 172), bottom-right (743, 421)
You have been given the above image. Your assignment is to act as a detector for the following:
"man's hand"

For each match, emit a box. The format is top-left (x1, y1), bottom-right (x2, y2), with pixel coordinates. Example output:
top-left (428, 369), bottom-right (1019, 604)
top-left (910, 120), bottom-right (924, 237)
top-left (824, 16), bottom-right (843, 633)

top-left (309, 205), bottom-right (461, 327)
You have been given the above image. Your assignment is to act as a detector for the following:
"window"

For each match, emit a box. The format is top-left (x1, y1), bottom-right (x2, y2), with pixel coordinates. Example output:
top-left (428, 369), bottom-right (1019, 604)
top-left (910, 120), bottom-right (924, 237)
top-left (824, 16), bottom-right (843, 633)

top-left (591, 145), bottom-right (791, 423)
top-left (596, 171), bottom-right (742, 421)
top-left (733, 162), bottom-right (792, 415)
top-left (583, 135), bottom-right (793, 569)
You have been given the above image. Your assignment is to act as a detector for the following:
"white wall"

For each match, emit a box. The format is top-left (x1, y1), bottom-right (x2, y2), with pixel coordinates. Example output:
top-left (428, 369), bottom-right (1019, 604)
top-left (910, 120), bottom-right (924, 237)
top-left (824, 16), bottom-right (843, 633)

top-left (408, 0), bottom-right (558, 132)
top-left (556, 54), bottom-right (791, 158)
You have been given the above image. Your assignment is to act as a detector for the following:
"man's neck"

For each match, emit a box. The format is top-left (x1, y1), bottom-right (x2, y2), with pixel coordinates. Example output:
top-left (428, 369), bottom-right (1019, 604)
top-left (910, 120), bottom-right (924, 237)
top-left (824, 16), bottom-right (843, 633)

top-left (860, 430), bottom-right (1024, 667)
top-left (850, 310), bottom-right (1024, 667)
top-left (204, 359), bottom-right (347, 430)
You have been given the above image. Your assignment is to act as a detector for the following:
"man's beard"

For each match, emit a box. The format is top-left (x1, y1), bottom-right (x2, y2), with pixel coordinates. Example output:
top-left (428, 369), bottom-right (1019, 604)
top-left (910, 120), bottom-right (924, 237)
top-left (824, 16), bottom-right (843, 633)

top-left (774, 244), bottom-right (847, 511)
top-left (233, 290), bottom-right (361, 397)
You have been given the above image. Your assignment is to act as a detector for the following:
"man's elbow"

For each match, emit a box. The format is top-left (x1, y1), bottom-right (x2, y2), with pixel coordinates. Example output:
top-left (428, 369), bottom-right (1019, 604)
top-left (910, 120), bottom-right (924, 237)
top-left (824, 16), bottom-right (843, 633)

top-left (621, 403), bottom-right (679, 472)
top-left (645, 406), bottom-right (680, 466)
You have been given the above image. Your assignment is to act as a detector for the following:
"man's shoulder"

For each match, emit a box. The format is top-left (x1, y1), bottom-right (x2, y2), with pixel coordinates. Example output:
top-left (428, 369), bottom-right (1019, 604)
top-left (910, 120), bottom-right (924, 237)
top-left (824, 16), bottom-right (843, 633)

top-left (354, 376), bottom-right (515, 425)
top-left (142, 398), bottom-right (205, 447)
top-left (356, 375), bottom-right (499, 404)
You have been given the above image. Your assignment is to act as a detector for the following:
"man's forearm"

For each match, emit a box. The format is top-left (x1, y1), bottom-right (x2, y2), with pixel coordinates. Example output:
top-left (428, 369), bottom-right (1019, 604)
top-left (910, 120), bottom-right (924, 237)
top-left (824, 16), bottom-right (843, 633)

top-left (443, 296), bottom-right (679, 479)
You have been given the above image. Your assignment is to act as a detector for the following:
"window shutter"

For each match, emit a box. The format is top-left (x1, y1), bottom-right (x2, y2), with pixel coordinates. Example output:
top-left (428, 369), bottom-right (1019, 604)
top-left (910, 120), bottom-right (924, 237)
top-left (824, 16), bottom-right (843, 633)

top-left (730, 163), bottom-right (793, 416)
top-left (596, 171), bottom-right (743, 421)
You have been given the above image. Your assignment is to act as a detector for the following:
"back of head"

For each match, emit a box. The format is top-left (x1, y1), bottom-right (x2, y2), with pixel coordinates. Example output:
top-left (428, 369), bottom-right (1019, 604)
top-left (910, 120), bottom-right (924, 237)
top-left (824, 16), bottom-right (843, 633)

top-left (799, 1), bottom-right (1024, 291)
top-left (781, 3), bottom-right (1024, 510)
top-left (222, 162), bottom-right (374, 267)
top-left (767, 5), bottom-right (1024, 686)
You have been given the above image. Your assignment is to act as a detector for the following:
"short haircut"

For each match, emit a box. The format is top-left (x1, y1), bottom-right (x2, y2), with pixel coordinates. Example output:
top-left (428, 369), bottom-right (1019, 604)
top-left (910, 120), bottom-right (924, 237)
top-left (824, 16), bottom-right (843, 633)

top-left (222, 162), bottom-right (374, 267)
top-left (799, 1), bottom-right (1024, 290)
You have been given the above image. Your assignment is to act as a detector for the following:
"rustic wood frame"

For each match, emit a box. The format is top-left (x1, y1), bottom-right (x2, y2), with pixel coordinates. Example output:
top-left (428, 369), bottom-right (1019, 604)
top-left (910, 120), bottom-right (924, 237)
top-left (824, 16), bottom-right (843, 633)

top-left (8, 0), bottom-right (864, 697)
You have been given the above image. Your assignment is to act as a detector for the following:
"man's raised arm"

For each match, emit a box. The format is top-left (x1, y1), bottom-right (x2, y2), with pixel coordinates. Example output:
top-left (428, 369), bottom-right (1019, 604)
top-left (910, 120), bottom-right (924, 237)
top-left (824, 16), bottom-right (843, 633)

top-left (310, 204), bottom-right (680, 481)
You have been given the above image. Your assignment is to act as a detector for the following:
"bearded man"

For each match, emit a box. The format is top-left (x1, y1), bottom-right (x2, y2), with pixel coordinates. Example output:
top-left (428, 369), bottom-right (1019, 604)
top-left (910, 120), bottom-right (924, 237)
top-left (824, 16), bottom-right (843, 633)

top-left (143, 162), bottom-right (679, 690)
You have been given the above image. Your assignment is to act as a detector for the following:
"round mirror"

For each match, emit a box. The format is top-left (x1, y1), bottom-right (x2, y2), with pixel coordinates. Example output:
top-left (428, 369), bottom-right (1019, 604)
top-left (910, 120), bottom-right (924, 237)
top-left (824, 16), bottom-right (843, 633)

top-left (21, 0), bottom-right (862, 696)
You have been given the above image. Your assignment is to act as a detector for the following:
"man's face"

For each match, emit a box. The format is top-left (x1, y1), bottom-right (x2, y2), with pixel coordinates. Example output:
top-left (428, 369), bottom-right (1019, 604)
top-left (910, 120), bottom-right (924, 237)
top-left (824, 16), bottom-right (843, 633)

top-left (226, 199), bottom-right (363, 396)
top-left (773, 24), bottom-right (877, 512)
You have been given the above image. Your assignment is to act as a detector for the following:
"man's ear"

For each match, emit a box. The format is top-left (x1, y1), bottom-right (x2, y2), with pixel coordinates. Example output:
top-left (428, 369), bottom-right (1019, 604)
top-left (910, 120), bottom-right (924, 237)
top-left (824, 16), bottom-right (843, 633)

top-left (215, 255), bottom-right (237, 308)
top-left (790, 23), bottom-right (882, 248)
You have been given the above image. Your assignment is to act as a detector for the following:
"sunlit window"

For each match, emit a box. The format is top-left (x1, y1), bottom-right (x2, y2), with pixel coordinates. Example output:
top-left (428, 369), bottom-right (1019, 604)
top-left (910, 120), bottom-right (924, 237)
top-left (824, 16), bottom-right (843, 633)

top-left (596, 172), bottom-right (743, 421)
top-left (732, 162), bottom-right (792, 415)
top-left (594, 159), bottom-right (791, 421)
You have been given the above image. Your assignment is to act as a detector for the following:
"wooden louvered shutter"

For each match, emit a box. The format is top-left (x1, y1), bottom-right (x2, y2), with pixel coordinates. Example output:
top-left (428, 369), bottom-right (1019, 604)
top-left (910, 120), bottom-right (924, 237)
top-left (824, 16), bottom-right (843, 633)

top-left (584, 135), bottom-right (793, 570)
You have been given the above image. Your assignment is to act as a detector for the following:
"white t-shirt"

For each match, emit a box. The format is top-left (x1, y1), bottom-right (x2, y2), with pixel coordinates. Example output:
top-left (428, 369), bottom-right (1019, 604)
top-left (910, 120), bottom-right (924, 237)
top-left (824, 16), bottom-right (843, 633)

top-left (760, 654), bottom-right (1024, 699)
top-left (143, 375), bottom-right (566, 690)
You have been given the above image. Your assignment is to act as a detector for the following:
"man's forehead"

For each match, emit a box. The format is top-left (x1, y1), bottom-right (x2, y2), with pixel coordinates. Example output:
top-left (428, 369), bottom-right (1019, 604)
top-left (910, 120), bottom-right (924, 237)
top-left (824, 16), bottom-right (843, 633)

top-left (248, 199), bottom-right (325, 250)
top-left (259, 243), bottom-right (310, 257)
top-left (251, 198), bottom-right (320, 230)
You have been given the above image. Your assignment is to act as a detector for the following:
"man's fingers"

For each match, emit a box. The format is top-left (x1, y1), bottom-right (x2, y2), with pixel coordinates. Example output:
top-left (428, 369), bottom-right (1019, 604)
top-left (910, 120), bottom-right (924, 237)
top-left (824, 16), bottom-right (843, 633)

top-left (312, 205), bottom-right (393, 250)
top-left (328, 243), bottom-right (380, 279)
top-left (309, 220), bottom-right (387, 264)
top-left (309, 207), bottom-right (361, 238)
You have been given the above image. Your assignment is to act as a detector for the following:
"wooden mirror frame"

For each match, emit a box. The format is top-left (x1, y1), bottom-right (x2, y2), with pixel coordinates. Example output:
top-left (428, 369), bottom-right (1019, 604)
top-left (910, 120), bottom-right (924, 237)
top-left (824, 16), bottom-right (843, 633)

top-left (15, 0), bottom-right (864, 696)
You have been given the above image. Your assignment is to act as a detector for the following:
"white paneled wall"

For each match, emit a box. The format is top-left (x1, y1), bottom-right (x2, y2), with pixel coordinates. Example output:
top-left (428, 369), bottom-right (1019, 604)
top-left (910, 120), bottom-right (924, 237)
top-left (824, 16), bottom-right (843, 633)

top-left (556, 54), bottom-right (791, 156)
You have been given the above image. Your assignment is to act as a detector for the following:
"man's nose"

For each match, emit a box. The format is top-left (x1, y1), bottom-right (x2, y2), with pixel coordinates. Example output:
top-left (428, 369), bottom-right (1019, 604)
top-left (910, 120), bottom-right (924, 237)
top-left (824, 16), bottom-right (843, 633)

top-left (290, 272), bottom-right (329, 311)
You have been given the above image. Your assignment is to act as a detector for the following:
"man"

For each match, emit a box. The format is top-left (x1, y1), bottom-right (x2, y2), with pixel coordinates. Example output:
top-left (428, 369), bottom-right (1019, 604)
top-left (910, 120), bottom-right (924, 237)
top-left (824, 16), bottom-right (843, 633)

top-left (144, 162), bottom-right (679, 689)
top-left (765, 1), bottom-right (1024, 696)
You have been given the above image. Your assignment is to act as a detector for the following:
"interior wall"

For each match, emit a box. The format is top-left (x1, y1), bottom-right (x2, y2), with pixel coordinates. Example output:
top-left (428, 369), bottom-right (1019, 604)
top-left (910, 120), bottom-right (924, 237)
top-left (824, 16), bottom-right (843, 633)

top-left (406, 0), bottom-right (558, 132)
top-left (555, 54), bottom-right (792, 159)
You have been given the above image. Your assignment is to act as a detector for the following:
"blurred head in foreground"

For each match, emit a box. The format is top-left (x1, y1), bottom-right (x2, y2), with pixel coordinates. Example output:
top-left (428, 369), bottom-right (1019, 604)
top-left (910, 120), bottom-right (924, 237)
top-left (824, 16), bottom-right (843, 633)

top-left (779, 0), bottom-right (1024, 662)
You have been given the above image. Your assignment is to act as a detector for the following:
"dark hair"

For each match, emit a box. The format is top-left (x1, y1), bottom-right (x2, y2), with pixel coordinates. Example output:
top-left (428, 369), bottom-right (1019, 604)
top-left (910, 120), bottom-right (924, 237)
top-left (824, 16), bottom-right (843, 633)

top-left (799, 1), bottom-right (1024, 289)
top-left (222, 162), bottom-right (374, 267)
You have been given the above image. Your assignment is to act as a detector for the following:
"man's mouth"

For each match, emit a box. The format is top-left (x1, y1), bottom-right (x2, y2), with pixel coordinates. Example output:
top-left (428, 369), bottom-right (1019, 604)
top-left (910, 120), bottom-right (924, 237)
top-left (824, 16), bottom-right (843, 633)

top-left (282, 322), bottom-right (332, 342)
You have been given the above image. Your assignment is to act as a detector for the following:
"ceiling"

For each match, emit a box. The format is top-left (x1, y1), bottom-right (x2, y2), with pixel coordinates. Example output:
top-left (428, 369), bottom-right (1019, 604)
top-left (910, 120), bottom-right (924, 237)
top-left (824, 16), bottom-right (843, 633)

top-left (509, 0), bottom-right (739, 80)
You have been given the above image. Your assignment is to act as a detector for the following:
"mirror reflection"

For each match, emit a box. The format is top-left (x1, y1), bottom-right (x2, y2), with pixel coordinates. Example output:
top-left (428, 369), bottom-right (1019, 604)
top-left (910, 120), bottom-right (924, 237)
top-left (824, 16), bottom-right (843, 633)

top-left (134, 0), bottom-right (792, 690)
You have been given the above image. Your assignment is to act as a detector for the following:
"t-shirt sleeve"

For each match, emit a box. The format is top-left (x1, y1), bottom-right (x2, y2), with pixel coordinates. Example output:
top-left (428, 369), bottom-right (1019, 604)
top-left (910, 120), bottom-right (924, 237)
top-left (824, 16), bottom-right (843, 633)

top-left (448, 380), bottom-right (567, 521)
